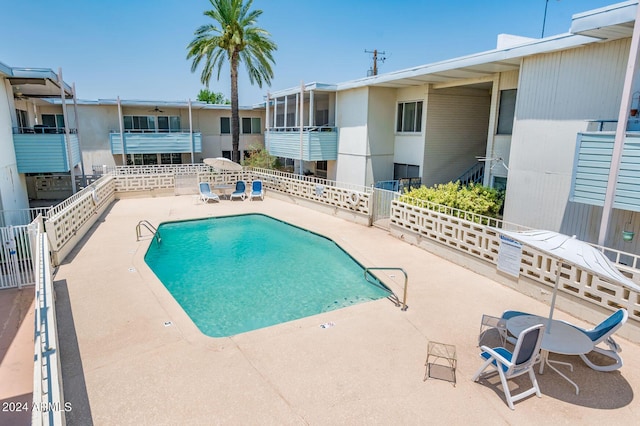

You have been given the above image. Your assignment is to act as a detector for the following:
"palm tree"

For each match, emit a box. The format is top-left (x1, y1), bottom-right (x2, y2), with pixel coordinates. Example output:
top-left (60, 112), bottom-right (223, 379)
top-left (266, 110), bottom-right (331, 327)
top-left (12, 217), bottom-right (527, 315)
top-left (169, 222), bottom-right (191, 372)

top-left (187, 0), bottom-right (277, 164)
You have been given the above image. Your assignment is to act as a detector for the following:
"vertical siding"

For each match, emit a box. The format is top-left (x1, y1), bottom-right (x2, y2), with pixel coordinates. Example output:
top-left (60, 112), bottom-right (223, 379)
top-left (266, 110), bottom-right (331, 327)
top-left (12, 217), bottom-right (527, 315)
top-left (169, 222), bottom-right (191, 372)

top-left (424, 86), bottom-right (490, 186)
top-left (505, 38), bottom-right (630, 232)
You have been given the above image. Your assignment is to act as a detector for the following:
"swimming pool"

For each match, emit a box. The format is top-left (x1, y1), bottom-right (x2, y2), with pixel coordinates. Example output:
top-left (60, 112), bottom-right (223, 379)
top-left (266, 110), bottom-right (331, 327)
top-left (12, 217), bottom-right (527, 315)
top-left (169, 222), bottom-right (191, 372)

top-left (144, 214), bottom-right (391, 337)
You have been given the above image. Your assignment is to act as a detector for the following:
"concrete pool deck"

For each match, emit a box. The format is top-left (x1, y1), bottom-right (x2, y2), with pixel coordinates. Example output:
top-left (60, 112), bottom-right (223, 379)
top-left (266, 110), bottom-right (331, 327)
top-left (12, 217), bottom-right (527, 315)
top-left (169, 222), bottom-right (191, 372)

top-left (46, 195), bottom-right (640, 424)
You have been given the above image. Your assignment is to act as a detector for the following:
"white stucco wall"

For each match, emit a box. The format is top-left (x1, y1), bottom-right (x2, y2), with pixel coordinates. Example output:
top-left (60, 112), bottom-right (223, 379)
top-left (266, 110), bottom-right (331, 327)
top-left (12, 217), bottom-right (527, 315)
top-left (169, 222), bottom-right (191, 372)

top-left (366, 87), bottom-right (396, 184)
top-left (335, 87), bottom-right (369, 186)
top-left (0, 78), bottom-right (29, 212)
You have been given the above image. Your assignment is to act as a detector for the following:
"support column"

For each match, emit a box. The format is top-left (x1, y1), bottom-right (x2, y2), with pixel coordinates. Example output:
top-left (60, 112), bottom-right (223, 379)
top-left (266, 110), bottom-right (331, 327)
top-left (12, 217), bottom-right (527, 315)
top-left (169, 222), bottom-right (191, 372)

top-left (309, 90), bottom-right (315, 127)
top-left (299, 82), bottom-right (304, 175)
top-left (72, 83), bottom-right (87, 185)
top-left (273, 96), bottom-right (278, 128)
top-left (117, 96), bottom-right (126, 165)
top-left (58, 68), bottom-right (76, 193)
top-left (295, 92), bottom-right (299, 128)
top-left (284, 95), bottom-right (288, 129)
top-left (598, 4), bottom-right (640, 246)
top-left (188, 98), bottom-right (194, 163)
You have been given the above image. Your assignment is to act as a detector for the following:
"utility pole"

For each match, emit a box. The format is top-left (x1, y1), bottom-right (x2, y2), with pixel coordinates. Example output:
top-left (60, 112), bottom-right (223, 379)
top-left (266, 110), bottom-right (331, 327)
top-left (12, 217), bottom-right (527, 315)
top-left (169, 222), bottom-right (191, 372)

top-left (365, 49), bottom-right (386, 76)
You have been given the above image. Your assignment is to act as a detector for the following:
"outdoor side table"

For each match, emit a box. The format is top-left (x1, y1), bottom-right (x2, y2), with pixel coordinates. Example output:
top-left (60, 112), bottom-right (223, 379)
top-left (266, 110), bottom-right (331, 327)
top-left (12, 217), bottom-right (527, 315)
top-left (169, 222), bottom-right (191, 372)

top-left (424, 341), bottom-right (457, 385)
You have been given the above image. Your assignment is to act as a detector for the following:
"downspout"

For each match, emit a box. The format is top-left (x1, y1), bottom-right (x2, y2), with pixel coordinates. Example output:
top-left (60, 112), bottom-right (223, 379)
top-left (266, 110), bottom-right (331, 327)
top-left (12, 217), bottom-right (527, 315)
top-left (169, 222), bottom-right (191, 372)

top-left (598, 4), bottom-right (640, 246)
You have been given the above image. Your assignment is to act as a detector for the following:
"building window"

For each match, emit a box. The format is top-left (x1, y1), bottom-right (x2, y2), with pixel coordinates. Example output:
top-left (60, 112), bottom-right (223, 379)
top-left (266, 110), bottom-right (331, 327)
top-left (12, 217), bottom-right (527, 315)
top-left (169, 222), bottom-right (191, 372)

top-left (123, 115), bottom-right (156, 132)
top-left (316, 160), bottom-right (328, 178)
top-left (16, 109), bottom-right (28, 129)
top-left (222, 150), bottom-right (232, 160)
top-left (315, 110), bottom-right (329, 126)
top-left (157, 116), bottom-right (181, 132)
top-left (393, 163), bottom-right (420, 180)
top-left (161, 153), bottom-right (182, 164)
top-left (242, 117), bottom-right (262, 134)
top-left (497, 89), bottom-right (517, 135)
top-left (42, 114), bottom-right (65, 130)
top-left (220, 117), bottom-right (230, 134)
top-left (396, 101), bottom-right (423, 133)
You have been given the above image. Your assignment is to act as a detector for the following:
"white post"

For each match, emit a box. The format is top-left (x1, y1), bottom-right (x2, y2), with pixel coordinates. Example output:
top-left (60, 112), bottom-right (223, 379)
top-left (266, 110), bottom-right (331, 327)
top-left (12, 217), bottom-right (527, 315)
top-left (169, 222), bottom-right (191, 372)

top-left (599, 4), bottom-right (640, 245)
top-left (72, 83), bottom-right (87, 184)
top-left (284, 95), bottom-right (288, 129)
top-left (299, 81), bottom-right (304, 175)
top-left (265, 92), bottom-right (270, 131)
top-left (188, 98), bottom-right (194, 163)
top-left (295, 92), bottom-right (299, 128)
top-left (58, 68), bottom-right (76, 193)
top-left (117, 96), bottom-right (126, 165)
top-left (309, 90), bottom-right (315, 127)
top-left (273, 96), bottom-right (278, 128)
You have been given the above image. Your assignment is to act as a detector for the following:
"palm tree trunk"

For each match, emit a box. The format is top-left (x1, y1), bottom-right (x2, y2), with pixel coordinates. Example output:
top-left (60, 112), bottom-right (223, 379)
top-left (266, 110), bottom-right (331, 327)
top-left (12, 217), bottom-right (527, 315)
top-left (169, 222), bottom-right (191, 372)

top-left (230, 52), bottom-right (240, 163)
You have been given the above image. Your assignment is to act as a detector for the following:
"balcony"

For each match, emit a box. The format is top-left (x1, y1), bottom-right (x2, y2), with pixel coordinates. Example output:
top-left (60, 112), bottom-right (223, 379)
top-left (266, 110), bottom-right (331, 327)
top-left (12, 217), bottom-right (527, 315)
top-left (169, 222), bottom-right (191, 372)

top-left (570, 132), bottom-right (640, 212)
top-left (266, 126), bottom-right (337, 161)
top-left (13, 128), bottom-right (81, 173)
top-left (110, 131), bottom-right (202, 154)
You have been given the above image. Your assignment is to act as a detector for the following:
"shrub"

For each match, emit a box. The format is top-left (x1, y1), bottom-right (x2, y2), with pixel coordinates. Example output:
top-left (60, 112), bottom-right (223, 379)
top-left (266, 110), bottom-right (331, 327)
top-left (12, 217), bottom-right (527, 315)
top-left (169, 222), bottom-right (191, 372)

top-left (399, 181), bottom-right (504, 219)
top-left (242, 144), bottom-right (276, 169)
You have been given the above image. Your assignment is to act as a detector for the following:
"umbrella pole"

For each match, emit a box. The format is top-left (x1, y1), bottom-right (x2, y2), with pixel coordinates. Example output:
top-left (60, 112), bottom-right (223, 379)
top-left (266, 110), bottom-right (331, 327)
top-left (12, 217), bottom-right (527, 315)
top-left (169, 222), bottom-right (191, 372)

top-left (547, 259), bottom-right (561, 334)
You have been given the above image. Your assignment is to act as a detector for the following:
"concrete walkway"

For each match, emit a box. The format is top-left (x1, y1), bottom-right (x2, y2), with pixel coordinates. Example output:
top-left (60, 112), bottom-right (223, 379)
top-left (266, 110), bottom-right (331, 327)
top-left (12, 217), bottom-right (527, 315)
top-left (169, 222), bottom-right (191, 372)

top-left (0, 287), bottom-right (34, 426)
top-left (51, 195), bottom-right (639, 425)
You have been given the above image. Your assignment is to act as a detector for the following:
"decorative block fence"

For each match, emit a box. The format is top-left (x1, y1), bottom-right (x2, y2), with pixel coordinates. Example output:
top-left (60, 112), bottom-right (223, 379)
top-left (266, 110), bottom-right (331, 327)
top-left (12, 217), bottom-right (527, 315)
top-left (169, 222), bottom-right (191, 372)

top-left (389, 199), bottom-right (640, 325)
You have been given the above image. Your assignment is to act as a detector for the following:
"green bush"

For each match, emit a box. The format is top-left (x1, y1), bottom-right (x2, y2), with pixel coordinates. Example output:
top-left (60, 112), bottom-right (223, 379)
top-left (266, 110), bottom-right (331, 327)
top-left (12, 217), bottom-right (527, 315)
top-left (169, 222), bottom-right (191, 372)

top-left (400, 181), bottom-right (504, 219)
top-left (243, 144), bottom-right (276, 169)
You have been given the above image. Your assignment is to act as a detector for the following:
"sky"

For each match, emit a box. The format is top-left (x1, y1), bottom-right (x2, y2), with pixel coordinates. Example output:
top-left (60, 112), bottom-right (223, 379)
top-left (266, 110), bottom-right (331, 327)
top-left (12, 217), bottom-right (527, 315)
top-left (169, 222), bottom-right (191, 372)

top-left (0, 0), bottom-right (623, 105)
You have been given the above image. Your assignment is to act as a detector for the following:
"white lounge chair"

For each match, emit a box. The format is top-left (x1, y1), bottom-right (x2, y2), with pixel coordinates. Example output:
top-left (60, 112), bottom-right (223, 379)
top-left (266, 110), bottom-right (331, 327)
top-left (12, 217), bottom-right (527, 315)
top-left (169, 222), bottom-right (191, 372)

top-left (473, 323), bottom-right (545, 410)
top-left (250, 180), bottom-right (264, 200)
top-left (230, 180), bottom-right (246, 201)
top-left (199, 182), bottom-right (220, 203)
top-left (570, 308), bottom-right (627, 372)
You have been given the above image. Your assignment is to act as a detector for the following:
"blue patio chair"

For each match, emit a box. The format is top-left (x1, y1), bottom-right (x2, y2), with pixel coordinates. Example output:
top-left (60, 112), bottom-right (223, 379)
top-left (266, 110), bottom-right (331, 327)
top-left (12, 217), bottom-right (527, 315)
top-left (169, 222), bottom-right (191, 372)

top-left (198, 182), bottom-right (220, 203)
top-left (472, 323), bottom-right (545, 410)
top-left (250, 180), bottom-right (264, 201)
top-left (230, 180), bottom-right (246, 201)
top-left (499, 310), bottom-right (531, 345)
top-left (570, 308), bottom-right (628, 372)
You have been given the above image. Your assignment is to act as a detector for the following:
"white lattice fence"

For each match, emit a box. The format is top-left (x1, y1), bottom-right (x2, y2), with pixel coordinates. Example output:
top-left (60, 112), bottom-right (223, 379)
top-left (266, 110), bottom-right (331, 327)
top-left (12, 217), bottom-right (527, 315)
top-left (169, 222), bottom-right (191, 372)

top-left (114, 173), bottom-right (175, 192)
top-left (252, 170), bottom-right (370, 215)
top-left (390, 199), bottom-right (640, 322)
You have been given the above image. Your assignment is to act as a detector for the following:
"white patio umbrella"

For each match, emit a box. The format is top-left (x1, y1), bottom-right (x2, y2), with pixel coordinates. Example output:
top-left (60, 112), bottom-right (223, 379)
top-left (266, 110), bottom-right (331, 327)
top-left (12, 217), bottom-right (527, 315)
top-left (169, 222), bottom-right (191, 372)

top-left (495, 229), bottom-right (640, 333)
top-left (203, 157), bottom-right (243, 171)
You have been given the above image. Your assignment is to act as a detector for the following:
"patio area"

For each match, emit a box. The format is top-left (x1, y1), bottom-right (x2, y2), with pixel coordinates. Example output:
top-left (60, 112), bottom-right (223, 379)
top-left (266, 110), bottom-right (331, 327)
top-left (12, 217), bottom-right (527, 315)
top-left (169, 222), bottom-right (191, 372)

top-left (42, 195), bottom-right (640, 423)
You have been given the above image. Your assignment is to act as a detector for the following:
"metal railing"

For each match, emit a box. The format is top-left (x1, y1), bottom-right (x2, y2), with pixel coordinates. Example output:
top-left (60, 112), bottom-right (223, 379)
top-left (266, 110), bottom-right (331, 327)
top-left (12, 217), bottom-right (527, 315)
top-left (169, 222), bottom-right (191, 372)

top-left (364, 267), bottom-right (408, 311)
top-left (136, 220), bottom-right (161, 243)
top-left (32, 224), bottom-right (66, 425)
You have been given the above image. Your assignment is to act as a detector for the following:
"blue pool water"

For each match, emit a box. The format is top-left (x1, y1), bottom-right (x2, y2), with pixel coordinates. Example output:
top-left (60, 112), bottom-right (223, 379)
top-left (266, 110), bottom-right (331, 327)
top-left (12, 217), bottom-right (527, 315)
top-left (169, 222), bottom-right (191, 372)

top-left (144, 214), bottom-right (390, 337)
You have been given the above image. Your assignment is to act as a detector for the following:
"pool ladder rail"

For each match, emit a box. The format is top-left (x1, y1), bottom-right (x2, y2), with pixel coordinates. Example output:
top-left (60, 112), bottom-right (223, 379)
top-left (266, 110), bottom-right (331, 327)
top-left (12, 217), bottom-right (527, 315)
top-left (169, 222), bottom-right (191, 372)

top-left (136, 220), bottom-right (161, 243)
top-left (364, 267), bottom-right (408, 311)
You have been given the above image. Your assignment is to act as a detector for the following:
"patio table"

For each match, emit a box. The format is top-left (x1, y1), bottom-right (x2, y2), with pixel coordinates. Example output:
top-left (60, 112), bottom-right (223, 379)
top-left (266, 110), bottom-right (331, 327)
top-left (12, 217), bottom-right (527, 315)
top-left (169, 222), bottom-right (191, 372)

top-left (507, 314), bottom-right (592, 395)
top-left (213, 184), bottom-right (234, 199)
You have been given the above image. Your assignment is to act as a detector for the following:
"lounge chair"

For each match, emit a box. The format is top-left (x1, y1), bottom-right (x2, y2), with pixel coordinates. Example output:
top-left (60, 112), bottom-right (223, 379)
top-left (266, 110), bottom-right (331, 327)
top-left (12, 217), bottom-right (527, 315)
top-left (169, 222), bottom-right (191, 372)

top-left (250, 180), bottom-right (264, 201)
top-left (230, 180), bottom-right (246, 201)
top-left (198, 182), bottom-right (220, 203)
top-left (570, 308), bottom-right (628, 372)
top-left (473, 323), bottom-right (545, 410)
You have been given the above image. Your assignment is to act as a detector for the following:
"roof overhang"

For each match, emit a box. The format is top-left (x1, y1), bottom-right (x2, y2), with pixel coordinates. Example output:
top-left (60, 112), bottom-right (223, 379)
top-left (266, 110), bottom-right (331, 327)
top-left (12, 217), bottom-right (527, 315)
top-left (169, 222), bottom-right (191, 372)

top-left (72, 98), bottom-right (262, 111)
top-left (570, 0), bottom-right (637, 41)
top-left (8, 67), bottom-right (73, 99)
